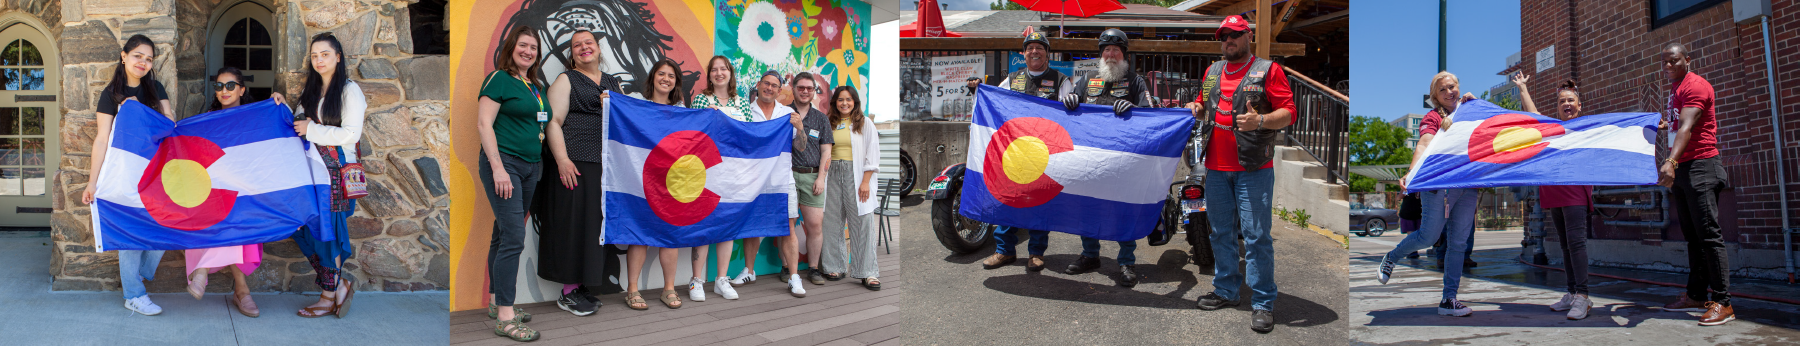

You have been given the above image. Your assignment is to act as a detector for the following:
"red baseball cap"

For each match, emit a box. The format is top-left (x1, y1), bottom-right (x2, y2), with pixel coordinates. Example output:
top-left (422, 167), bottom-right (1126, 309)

top-left (1217, 15), bottom-right (1250, 38)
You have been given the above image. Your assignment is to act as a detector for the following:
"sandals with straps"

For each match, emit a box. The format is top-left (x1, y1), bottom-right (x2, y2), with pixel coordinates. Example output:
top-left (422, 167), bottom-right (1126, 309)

top-left (488, 303), bottom-right (533, 322)
top-left (494, 317), bottom-right (541, 342)
top-left (625, 291), bottom-right (649, 311)
top-left (862, 277), bottom-right (882, 291)
top-left (661, 290), bottom-right (683, 309)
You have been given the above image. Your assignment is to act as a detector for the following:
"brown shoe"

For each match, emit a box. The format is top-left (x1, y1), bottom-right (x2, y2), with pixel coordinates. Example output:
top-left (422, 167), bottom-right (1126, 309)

top-left (981, 254), bottom-right (1017, 270)
top-left (1026, 255), bottom-right (1047, 272)
top-left (1698, 302), bottom-right (1735, 326)
top-left (1664, 295), bottom-right (1706, 312)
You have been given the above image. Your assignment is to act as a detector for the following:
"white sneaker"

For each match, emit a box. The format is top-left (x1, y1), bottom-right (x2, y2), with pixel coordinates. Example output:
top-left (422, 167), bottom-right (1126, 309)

top-left (730, 269), bottom-right (756, 286)
top-left (1566, 295), bottom-right (1592, 320)
top-left (1549, 293), bottom-right (1574, 312)
top-left (787, 274), bottom-right (807, 298)
top-left (688, 278), bottom-right (707, 302)
top-left (713, 277), bottom-right (739, 300)
top-left (125, 296), bottom-right (162, 316)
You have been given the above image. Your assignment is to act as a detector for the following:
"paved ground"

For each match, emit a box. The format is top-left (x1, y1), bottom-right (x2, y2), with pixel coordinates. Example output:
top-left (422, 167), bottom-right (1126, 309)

top-left (450, 239), bottom-right (902, 345)
top-left (0, 231), bottom-right (448, 345)
top-left (1349, 229), bottom-right (1800, 345)
top-left (898, 196), bottom-right (1349, 344)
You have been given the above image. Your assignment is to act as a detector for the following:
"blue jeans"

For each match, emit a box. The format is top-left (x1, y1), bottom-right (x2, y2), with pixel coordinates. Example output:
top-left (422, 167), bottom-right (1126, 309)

top-left (1384, 189), bottom-right (1478, 300)
top-left (118, 250), bottom-right (165, 300)
top-left (1204, 168), bottom-right (1277, 311)
top-left (994, 226), bottom-right (1049, 256)
top-left (1079, 237), bottom-right (1136, 266)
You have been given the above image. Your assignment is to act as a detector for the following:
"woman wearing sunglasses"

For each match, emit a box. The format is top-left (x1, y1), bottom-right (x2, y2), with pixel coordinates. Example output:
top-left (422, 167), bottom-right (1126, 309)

top-left (181, 66), bottom-right (287, 318)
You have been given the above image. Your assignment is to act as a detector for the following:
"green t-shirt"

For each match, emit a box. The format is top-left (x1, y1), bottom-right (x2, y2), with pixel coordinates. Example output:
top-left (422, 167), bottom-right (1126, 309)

top-left (479, 71), bottom-right (549, 162)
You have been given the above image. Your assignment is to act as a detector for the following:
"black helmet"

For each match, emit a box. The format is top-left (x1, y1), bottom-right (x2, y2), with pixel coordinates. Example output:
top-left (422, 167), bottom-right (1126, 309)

top-left (1023, 31), bottom-right (1051, 51)
top-left (1098, 28), bottom-right (1128, 52)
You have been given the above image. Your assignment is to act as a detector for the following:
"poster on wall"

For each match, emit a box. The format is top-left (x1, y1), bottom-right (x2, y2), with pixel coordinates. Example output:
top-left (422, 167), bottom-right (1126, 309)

top-left (929, 54), bottom-right (984, 122)
top-left (1071, 59), bottom-right (1100, 82)
top-left (901, 56), bottom-right (931, 121)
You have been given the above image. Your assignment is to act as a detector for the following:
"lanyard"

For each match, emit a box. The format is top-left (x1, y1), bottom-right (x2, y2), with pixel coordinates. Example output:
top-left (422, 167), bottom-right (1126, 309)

top-left (522, 76), bottom-right (545, 113)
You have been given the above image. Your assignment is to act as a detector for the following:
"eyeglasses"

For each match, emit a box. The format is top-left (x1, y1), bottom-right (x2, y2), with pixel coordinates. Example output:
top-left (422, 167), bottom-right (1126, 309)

top-left (212, 81), bottom-right (242, 91)
top-left (758, 81), bottom-right (779, 88)
top-left (1220, 30), bottom-right (1247, 40)
top-left (795, 85), bottom-right (815, 92)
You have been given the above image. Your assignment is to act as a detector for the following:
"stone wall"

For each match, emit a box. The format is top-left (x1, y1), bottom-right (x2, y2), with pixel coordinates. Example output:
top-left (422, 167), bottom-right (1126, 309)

top-left (48, 0), bottom-right (451, 293)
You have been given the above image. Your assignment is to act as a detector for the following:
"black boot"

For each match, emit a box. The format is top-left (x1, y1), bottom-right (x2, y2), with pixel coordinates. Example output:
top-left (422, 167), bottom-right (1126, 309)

top-left (1065, 256), bottom-right (1100, 274)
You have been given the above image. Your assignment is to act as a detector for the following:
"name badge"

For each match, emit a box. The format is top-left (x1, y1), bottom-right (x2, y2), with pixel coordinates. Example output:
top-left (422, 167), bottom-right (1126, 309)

top-left (808, 129), bottom-right (820, 138)
top-left (537, 111), bottom-right (549, 122)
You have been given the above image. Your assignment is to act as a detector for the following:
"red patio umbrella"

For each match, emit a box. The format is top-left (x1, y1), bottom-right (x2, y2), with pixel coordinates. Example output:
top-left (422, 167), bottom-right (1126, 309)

top-left (907, 0), bottom-right (964, 37)
top-left (1009, 0), bottom-right (1125, 36)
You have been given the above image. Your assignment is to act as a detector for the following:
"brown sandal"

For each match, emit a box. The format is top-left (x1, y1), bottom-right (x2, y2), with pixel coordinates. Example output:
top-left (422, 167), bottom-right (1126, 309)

top-left (334, 279), bottom-right (356, 319)
top-left (296, 292), bottom-right (337, 318)
top-left (660, 290), bottom-right (683, 309)
top-left (625, 291), bottom-right (649, 310)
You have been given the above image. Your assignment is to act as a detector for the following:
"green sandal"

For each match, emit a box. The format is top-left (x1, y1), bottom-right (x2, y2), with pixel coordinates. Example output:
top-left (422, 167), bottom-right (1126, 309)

top-left (488, 303), bottom-right (532, 323)
top-left (494, 317), bottom-right (540, 342)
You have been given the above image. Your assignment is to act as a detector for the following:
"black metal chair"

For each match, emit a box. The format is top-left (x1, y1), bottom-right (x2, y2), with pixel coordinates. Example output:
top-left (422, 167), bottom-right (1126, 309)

top-left (875, 178), bottom-right (904, 254)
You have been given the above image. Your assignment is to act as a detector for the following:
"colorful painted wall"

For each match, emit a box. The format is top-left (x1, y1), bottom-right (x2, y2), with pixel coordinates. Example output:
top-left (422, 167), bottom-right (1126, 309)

top-left (449, 0), bottom-right (870, 311)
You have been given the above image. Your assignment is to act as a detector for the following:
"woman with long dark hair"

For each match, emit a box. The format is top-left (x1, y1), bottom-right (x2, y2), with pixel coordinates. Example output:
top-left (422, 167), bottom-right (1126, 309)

top-left (536, 29), bottom-right (621, 316)
top-left (819, 86), bottom-right (882, 291)
top-left (476, 25), bottom-right (547, 341)
top-left (290, 32), bottom-right (369, 320)
top-left (83, 34), bottom-right (174, 316)
top-left (184, 66), bottom-right (286, 318)
top-left (619, 59), bottom-right (688, 311)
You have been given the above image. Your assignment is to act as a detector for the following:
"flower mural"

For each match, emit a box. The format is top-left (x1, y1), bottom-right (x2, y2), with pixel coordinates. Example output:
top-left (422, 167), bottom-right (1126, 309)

top-left (716, 0), bottom-right (869, 109)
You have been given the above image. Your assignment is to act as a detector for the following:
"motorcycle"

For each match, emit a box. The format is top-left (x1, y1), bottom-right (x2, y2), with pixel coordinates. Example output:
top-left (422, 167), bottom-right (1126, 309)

top-left (923, 163), bottom-right (996, 254)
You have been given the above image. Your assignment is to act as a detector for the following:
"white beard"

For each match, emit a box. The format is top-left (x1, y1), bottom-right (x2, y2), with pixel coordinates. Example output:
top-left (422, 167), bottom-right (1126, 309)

top-left (1096, 57), bottom-right (1130, 82)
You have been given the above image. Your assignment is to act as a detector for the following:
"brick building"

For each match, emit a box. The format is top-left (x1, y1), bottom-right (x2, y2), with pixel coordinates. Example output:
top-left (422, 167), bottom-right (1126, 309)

top-left (1503, 0), bottom-right (1798, 280)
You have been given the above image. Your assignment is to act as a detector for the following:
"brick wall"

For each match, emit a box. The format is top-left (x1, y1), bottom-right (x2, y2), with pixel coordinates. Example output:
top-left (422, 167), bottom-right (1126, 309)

top-left (1517, 0), bottom-right (1800, 252)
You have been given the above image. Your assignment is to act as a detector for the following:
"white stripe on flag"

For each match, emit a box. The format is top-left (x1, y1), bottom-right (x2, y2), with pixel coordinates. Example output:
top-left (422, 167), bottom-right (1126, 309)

top-left (1425, 124), bottom-right (1650, 156)
top-left (94, 147), bottom-right (151, 208)
top-left (211, 138), bottom-right (334, 196)
top-left (602, 140), bottom-right (795, 202)
top-left (967, 123), bottom-right (1176, 205)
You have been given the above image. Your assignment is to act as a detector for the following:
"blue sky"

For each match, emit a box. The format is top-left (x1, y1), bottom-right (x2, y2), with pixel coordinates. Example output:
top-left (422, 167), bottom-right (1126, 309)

top-left (1352, 0), bottom-right (1520, 122)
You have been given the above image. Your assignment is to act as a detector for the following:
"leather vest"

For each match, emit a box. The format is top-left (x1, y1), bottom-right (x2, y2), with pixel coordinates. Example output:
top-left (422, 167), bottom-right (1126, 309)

top-left (1082, 73), bottom-right (1146, 106)
top-left (1007, 68), bottom-right (1065, 100)
top-left (1201, 57), bottom-right (1280, 170)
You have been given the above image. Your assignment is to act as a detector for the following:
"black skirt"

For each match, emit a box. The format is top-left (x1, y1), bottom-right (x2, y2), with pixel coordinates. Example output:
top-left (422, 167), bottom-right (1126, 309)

top-left (532, 159), bottom-right (623, 294)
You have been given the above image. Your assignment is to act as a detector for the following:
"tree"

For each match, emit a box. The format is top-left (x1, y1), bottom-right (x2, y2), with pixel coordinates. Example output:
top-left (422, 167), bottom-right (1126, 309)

top-left (1348, 115), bottom-right (1413, 192)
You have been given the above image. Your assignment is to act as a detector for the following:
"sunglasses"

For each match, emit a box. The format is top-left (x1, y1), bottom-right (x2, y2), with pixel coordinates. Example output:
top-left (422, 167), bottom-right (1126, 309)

top-left (1220, 30), bottom-right (1247, 40)
top-left (795, 85), bottom-right (816, 92)
top-left (212, 81), bottom-right (242, 91)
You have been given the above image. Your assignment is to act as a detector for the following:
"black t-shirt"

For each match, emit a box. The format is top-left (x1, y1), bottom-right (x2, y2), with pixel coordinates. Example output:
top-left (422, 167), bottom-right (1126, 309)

top-left (96, 79), bottom-right (169, 116)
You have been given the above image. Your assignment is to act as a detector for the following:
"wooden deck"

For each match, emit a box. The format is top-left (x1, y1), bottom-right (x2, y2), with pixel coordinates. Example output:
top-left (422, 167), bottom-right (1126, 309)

top-left (451, 249), bottom-right (902, 345)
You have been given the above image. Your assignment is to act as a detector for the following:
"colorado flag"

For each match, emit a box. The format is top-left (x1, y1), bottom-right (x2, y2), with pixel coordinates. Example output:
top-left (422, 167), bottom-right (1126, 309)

top-left (602, 91), bottom-right (794, 248)
top-left (93, 100), bottom-right (334, 251)
top-left (1405, 99), bottom-right (1659, 192)
top-left (960, 84), bottom-right (1193, 241)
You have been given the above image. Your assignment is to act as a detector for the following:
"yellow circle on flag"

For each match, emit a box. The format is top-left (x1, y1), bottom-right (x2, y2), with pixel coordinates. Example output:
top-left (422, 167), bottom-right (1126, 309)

top-left (1492, 127), bottom-right (1544, 154)
top-left (667, 155), bottom-right (708, 203)
top-left (1002, 136), bottom-right (1050, 184)
top-left (161, 159), bottom-right (212, 208)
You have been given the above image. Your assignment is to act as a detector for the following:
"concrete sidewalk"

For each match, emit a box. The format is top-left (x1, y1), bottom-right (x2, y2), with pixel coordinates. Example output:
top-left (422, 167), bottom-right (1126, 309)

top-left (0, 232), bottom-right (447, 345)
top-left (1349, 231), bottom-right (1800, 345)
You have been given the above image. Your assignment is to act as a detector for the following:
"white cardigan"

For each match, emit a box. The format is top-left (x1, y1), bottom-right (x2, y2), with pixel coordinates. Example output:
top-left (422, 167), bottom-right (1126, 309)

top-left (840, 117), bottom-right (882, 215)
top-left (301, 80), bottom-right (368, 146)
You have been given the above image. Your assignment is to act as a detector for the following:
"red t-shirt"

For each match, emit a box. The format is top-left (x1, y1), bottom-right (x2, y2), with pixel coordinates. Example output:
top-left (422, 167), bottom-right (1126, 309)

top-left (1419, 109), bottom-right (1444, 136)
top-left (1202, 59), bottom-right (1297, 171)
top-left (1669, 72), bottom-right (1718, 162)
top-left (1539, 185), bottom-right (1590, 209)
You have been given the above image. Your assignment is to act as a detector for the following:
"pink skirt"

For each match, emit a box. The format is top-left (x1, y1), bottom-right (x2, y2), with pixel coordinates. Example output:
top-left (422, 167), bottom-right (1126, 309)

top-left (184, 244), bottom-right (262, 275)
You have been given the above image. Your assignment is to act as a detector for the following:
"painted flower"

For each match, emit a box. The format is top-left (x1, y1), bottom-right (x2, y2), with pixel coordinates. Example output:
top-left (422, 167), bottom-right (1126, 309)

top-left (737, 2), bottom-right (791, 66)
top-left (786, 9), bottom-right (806, 43)
top-left (823, 41), bottom-right (867, 90)
top-left (808, 7), bottom-right (849, 56)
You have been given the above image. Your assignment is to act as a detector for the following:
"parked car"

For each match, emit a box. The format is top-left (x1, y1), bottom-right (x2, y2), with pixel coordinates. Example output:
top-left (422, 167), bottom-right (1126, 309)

top-left (1349, 202), bottom-right (1398, 237)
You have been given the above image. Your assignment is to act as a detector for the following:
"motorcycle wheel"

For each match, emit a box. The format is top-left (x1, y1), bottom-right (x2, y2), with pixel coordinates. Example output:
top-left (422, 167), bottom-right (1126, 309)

top-left (1185, 212), bottom-right (1214, 270)
top-left (898, 150), bottom-right (917, 198)
top-left (931, 190), bottom-right (995, 254)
